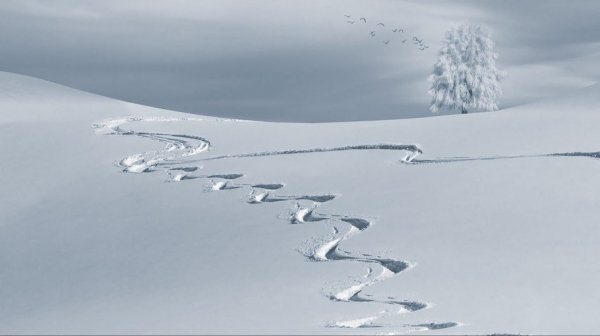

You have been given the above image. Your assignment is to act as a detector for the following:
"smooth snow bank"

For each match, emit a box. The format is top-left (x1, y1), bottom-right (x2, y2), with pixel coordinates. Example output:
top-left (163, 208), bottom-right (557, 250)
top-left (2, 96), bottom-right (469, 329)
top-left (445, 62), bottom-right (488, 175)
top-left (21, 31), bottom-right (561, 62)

top-left (2, 72), bottom-right (600, 335)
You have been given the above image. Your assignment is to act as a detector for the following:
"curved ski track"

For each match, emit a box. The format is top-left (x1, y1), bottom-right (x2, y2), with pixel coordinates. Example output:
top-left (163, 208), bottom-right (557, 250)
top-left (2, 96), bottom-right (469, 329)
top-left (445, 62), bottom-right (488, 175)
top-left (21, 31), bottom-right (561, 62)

top-left (92, 116), bottom-right (455, 333)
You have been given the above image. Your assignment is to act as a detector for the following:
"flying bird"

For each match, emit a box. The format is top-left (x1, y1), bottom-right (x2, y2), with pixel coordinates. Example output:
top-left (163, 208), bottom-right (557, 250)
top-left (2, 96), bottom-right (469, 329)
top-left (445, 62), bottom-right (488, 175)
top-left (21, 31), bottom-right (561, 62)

top-left (402, 39), bottom-right (406, 43)
top-left (419, 47), bottom-right (425, 51)
top-left (377, 22), bottom-right (385, 27)
top-left (370, 31), bottom-right (376, 37)
top-left (347, 20), bottom-right (355, 24)
top-left (392, 28), bottom-right (398, 32)
top-left (360, 17), bottom-right (367, 23)
top-left (383, 40), bottom-right (390, 45)
top-left (344, 14), bottom-right (351, 18)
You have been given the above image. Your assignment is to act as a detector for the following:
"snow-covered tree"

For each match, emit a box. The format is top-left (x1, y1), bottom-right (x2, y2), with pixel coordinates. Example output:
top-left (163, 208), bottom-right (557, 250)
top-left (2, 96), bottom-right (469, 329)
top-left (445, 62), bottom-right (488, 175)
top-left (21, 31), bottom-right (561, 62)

top-left (428, 24), bottom-right (504, 114)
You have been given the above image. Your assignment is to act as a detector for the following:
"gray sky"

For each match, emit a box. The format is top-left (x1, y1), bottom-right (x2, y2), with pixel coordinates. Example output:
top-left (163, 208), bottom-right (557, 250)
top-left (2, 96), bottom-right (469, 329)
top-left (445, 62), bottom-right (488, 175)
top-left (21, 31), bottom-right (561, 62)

top-left (1, 0), bottom-right (599, 121)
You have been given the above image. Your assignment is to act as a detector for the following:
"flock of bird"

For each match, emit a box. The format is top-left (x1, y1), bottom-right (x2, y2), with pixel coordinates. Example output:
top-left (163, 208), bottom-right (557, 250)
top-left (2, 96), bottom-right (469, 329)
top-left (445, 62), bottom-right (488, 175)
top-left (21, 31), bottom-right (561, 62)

top-left (343, 14), bottom-right (429, 50)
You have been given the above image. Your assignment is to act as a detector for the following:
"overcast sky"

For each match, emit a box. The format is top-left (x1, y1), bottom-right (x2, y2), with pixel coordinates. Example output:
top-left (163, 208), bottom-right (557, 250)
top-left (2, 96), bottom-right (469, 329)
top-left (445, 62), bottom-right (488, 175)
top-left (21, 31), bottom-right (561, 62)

top-left (1, 0), bottom-right (599, 121)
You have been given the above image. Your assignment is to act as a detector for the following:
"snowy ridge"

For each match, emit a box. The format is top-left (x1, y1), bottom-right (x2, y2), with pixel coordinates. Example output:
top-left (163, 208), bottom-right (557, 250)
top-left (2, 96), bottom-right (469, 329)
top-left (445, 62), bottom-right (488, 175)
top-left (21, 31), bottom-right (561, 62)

top-left (5, 70), bottom-right (600, 334)
top-left (93, 116), bottom-right (457, 333)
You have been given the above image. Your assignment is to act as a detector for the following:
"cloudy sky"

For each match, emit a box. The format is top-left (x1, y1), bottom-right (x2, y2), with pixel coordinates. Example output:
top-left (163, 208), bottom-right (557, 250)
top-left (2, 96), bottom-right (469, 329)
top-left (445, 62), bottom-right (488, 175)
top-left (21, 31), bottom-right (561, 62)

top-left (1, 0), bottom-right (599, 121)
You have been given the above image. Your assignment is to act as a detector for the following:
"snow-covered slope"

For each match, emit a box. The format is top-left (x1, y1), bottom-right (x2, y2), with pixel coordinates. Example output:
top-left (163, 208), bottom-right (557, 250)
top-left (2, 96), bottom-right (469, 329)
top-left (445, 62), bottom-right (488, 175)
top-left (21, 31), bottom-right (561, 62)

top-left (2, 71), bottom-right (600, 334)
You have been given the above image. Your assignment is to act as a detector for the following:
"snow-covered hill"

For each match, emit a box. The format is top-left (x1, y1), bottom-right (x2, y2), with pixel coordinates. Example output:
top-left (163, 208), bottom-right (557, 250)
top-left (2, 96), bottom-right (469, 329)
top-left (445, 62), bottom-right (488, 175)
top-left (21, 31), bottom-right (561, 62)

top-left (2, 71), bottom-right (600, 334)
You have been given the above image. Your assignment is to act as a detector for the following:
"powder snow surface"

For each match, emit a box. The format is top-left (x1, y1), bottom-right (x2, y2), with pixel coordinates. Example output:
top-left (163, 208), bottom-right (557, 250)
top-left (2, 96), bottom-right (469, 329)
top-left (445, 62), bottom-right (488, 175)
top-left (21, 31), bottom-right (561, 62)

top-left (2, 71), bottom-right (600, 334)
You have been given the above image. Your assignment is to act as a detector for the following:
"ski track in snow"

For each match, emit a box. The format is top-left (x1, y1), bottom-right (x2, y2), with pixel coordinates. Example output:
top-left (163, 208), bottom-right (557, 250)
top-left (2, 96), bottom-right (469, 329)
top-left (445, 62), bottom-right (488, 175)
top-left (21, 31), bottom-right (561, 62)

top-left (407, 151), bottom-right (600, 165)
top-left (92, 116), bottom-right (212, 173)
top-left (92, 116), bottom-right (455, 333)
top-left (162, 144), bottom-right (423, 166)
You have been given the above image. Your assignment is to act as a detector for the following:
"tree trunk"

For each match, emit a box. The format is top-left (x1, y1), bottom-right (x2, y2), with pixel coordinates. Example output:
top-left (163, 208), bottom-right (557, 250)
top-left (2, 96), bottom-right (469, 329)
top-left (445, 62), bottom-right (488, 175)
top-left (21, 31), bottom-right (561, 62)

top-left (461, 106), bottom-right (468, 114)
